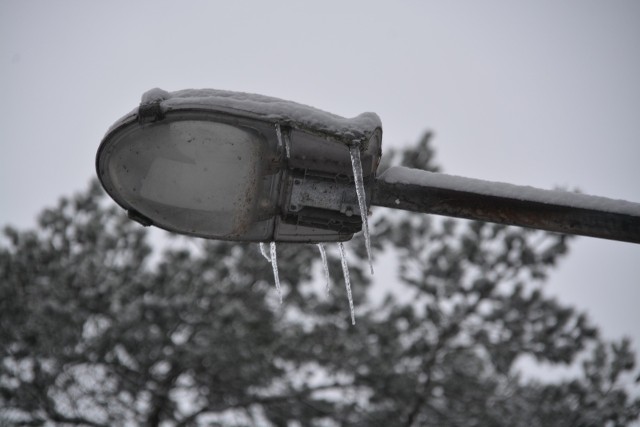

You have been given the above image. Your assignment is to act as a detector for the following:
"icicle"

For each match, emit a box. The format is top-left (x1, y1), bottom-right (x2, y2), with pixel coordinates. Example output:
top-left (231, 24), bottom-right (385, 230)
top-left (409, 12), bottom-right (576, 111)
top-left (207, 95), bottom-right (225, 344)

top-left (275, 123), bottom-right (290, 159)
top-left (275, 123), bottom-right (283, 151)
top-left (349, 144), bottom-right (374, 275)
top-left (259, 242), bottom-right (270, 262)
top-left (338, 242), bottom-right (355, 325)
top-left (270, 242), bottom-right (283, 304)
top-left (317, 243), bottom-right (330, 295)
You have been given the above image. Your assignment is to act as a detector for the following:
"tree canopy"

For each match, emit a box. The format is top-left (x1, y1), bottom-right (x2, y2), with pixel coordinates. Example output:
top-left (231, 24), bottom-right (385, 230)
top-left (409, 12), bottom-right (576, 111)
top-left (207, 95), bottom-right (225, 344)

top-left (1, 134), bottom-right (639, 426)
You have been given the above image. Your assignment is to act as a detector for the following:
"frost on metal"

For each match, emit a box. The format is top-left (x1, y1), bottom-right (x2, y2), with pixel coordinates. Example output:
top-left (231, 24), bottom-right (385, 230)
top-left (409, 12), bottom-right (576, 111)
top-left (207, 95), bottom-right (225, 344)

top-left (380, 167), bottom-right (640, 217)
top-left (141, 88), bottom-right (170, 105)
top-left (274, 123), bottom-right (290, 159)
top-left (350, 144), bottom-right (374, 275)
top-left (139, 88), bottom-right (382, 147)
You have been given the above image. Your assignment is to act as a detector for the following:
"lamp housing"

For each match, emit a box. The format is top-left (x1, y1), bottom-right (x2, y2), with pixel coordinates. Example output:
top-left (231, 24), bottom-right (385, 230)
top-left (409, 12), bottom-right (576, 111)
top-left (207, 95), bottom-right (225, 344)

top-left (96, 88), bottom-right (382, 242)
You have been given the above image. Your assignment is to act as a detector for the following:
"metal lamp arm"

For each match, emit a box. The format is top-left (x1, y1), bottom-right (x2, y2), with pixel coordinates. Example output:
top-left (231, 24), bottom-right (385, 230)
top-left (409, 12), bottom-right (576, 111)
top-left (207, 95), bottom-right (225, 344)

top-left (371, 166), bottom-right (640, 244)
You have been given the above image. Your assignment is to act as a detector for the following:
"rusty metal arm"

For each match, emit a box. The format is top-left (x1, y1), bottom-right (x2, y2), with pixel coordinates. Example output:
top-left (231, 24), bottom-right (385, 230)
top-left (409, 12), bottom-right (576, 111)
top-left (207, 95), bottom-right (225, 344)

top-left (370, 166), bottom-right (640, 244)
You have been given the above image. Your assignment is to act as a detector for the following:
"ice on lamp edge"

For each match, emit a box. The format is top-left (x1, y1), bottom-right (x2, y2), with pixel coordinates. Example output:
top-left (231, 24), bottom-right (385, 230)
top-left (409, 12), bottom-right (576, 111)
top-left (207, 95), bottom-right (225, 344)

top-left (258, 141), bottom-right (372, 325)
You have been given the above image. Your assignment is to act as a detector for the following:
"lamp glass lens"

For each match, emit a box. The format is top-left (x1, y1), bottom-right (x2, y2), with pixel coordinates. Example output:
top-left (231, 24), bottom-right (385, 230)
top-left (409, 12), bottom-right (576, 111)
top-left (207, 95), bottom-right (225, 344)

top-left (107, 120), bottom-right (264, 236)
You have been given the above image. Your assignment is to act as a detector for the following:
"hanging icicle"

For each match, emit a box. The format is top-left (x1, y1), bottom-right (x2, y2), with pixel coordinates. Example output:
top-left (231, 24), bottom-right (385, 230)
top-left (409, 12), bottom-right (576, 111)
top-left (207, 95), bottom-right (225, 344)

top-left (338, 242), bottom-right (355, 325)
top-left (317, 243), bottom-right (331, 295)
top-left (270, 242), bottom-right (283, 304)
top-left (275, 123), bottom-right (290, 159)
top-left (349, 144), bottom-right (374, 275)
top-left (259, 242), bottom-right (270, 262)
top-left (275, 123), bottom-right (284, 152)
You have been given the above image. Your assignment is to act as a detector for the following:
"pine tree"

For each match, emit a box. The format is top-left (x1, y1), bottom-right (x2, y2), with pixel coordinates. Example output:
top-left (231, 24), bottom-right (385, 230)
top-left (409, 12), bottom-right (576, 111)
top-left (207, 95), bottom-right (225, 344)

top-left (1, 133), bottom-right (638, 426)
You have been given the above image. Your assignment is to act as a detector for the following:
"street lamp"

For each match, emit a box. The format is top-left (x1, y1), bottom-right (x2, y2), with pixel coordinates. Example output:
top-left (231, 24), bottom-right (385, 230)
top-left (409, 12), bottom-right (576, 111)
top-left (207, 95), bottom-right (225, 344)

top-left (97, 88), bottom-right (640, 245)
top-left (96, 88), bottom-right (382, 243)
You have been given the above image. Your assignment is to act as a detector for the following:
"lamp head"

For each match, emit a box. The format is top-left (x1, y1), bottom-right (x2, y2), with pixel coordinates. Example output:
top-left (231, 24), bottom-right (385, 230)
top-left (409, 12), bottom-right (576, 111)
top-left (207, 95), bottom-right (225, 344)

top-left (96, 88), bottom-right (382, 242)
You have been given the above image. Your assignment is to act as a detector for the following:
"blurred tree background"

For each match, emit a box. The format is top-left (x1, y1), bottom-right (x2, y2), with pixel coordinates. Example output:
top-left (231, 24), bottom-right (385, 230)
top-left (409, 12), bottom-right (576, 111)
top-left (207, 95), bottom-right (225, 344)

top-left (1, 134), bottom-right (639, 426)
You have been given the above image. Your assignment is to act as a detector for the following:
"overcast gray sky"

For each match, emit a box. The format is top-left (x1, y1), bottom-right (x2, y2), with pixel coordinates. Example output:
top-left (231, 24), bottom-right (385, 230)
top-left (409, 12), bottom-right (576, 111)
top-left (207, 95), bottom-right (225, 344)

top-left (1, 0), bottom-right (639, 376)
